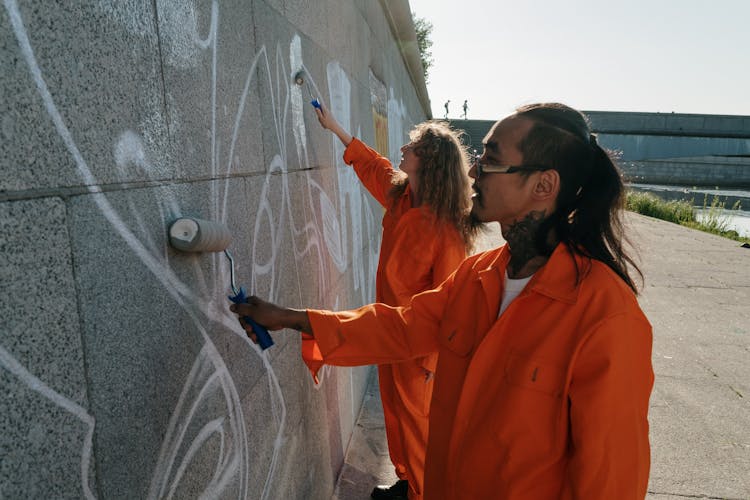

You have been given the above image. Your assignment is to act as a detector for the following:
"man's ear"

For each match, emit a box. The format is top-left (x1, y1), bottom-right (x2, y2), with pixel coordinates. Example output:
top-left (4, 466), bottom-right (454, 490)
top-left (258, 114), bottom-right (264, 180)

top-left (532, 169), bottom-right (560, 201)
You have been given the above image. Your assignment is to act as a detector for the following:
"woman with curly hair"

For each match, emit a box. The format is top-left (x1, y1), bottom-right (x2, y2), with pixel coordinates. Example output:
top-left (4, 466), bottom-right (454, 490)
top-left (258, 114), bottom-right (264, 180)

top-left (309, 104), bottom-right (478, 500)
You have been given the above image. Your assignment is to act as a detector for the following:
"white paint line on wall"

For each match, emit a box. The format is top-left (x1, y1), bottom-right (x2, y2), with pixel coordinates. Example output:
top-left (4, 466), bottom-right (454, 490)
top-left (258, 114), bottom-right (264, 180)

top-left (114, 130), bottom-right (148, 173)
top-left (5, 0), bottom-right (392, 496)
top-left (165, 417), bottom-right (227, 499)
top-left (388, 88), bottom-right (408, 167)
top-left (4, 3), bottom-right (256, 498)
top-left (0, 345), bottom-right (96, 500)
top-left (221, 47), bottom-right (266, 223)
top-left (289, 35), bottom-right (309, 171)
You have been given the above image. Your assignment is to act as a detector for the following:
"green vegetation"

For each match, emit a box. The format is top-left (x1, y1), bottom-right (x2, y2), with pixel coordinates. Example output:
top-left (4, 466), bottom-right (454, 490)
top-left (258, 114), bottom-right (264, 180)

top-left (625, 191), bottom-right (750, 244)
top-left (413, 14), bottom-right (433, 83)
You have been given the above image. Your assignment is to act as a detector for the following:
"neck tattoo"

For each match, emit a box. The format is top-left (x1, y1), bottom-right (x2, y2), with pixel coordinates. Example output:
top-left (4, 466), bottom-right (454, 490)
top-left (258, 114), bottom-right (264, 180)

top-left (505, 210), bottom-right (547, 277)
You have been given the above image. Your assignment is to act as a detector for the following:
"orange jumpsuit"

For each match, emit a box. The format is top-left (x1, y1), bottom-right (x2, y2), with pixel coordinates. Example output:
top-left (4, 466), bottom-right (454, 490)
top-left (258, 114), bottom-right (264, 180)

top-left (306, 243), bottom-right (654, 499)
top-left (302, 138), bottom-right (466, 499)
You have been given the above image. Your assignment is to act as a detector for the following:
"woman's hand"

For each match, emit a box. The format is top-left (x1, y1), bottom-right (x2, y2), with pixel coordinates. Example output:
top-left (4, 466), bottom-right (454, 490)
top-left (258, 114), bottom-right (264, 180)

top-left (315, 103), bottom-right (353, 146)
top-left (230, 296), bottom-right (312, 343)
top-left (314, 102), bottom-right (337, 130)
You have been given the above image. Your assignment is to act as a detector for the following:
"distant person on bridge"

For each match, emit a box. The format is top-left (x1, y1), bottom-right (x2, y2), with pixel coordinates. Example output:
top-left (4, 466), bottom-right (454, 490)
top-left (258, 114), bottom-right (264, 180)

top-left (462, 100), bottom-right (468, 119)
top-left (443, 100), bottom-right (450, 119)
top-left (301, 103), bottom-right (477, 500)
top-left (232, 103), bottom-right (654, 499)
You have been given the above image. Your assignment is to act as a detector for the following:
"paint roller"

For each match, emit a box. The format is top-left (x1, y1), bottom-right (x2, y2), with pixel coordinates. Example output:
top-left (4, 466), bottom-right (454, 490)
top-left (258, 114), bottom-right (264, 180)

top-left (293, 71), bottom-right (321, 110)
top-left (168, 217), bottom-right (274, 350)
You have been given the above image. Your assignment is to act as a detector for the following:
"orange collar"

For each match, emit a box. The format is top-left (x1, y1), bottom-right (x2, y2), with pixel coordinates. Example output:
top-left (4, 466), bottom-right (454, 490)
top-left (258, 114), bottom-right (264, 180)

top-left (474, 243), bottom-right (585, 305)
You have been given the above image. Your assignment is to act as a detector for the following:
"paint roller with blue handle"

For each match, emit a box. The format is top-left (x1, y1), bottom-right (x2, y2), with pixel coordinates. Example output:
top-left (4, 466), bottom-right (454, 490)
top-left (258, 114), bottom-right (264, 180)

top-left (168, 217), bottom-right (274, 350)
top-left (294, 71), bottom-right (321, 109)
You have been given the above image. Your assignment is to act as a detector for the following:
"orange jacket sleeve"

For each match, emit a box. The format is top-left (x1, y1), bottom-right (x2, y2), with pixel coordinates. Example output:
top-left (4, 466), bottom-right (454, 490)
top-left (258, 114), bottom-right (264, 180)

top-left (343, 137), bottom-right (396, 207)
top-left (304, 276), bottom-right (456, 367)
top-left (565, 312), bottom-right (654, 498)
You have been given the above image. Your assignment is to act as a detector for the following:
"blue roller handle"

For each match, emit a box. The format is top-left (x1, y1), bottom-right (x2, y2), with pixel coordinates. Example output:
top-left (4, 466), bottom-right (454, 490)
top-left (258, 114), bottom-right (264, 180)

top-left (228, 287), bottom-right (274, 350)
top-left (311, 98), bottom-right (321, 109)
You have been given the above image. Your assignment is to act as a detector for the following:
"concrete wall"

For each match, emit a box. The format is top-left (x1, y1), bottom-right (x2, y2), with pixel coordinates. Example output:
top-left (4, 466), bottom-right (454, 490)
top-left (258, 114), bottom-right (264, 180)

top-left (451, 116), bottom-right (750, 187)
top-left (585, 111), bottom-right (750, 139)
top-left (582, 111), bottom-right (750, 162)
top-left (622, 157), bottom-right (750, 188)
top-left (0, 1), bottom-right (428, 498)
top-left (597, 133), bottom-right (750, 161)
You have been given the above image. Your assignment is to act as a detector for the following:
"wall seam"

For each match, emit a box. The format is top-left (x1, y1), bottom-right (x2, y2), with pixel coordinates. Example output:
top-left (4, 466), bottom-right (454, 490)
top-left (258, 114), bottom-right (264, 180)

top-left (0, 167), bottom-right (328, 203)
top-left (62, 197), bottom-right (102, 498)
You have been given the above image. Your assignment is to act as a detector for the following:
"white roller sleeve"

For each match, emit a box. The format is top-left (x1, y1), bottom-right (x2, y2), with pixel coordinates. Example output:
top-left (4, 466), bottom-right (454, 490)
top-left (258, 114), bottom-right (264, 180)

top-left (168, 217), bottom-right (232, 253)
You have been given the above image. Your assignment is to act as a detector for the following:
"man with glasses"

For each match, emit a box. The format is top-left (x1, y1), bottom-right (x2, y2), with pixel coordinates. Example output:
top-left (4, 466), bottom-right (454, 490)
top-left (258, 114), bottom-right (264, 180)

top-left (232, 103), bottom-right (654, 499)
top-left (471, 153), bottom-right (550, 175)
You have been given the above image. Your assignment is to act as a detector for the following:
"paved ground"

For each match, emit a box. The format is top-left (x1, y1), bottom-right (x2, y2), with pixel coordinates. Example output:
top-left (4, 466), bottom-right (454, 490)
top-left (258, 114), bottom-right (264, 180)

top-left (333, 214), bottom-right (750, 499)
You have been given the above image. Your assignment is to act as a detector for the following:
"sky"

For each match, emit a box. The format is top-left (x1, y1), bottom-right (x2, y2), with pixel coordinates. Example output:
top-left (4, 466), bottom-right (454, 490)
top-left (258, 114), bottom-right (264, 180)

top-left (408, 0), bottom-right (750, 120)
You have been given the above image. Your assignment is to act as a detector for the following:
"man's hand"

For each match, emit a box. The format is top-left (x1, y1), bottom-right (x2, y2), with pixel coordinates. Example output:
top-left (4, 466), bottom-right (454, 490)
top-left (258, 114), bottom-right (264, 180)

top-left (230, 296), bottom-right (312, 343)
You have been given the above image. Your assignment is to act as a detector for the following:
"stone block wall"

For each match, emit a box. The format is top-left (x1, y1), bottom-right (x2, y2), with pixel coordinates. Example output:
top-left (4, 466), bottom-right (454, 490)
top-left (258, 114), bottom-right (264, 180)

top-left (1, 1), bottom-right (428, 498)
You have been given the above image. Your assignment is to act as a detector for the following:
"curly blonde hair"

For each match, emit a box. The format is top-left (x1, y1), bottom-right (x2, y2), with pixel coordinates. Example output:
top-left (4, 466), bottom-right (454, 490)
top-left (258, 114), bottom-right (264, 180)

top-left (389, 121), bottom-right (479, 250)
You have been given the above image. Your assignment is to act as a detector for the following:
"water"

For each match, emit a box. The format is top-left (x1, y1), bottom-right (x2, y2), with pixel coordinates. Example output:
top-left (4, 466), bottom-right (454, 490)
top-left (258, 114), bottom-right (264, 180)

top-left (695, 208), bottom-right (750, 237)
top-left (629, 183), bottom-right (750, 237)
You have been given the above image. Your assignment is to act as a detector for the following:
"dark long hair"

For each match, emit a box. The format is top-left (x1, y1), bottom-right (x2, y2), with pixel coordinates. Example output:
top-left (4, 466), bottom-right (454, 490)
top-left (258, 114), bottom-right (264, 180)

top-left (515, 103), bottom-right (642, 293)
top-left (389, 121), bottom-right (479, 251)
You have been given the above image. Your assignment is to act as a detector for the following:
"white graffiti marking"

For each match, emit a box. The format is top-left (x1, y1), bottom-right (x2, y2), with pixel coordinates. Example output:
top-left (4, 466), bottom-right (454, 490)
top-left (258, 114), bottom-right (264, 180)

top-left (3, 0), bottom-right (390, 497)
top-left (0, 346), bottom-right (96, 500)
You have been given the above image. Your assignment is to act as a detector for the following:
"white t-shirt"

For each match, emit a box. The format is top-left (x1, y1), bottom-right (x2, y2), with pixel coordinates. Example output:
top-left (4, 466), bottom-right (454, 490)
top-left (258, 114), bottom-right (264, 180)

top-left (498, 270), bottom-right (533, 316)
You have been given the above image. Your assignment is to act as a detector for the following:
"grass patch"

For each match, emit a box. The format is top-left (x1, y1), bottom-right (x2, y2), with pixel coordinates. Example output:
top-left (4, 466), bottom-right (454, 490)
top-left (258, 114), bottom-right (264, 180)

top-left (625, 191), bottom-right (750, 244)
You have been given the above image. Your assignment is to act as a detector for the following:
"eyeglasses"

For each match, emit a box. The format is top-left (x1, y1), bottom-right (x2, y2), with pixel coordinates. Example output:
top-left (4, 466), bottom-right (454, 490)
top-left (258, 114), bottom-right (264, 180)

top-left (471, 154), bottom-right (552, 177)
